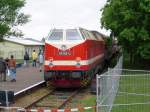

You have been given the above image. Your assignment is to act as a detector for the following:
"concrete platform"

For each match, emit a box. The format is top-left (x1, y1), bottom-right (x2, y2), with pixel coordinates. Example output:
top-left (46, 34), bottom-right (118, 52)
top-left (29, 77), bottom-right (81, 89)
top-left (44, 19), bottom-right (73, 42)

top-left (0, 66), bottom-right (44, 95)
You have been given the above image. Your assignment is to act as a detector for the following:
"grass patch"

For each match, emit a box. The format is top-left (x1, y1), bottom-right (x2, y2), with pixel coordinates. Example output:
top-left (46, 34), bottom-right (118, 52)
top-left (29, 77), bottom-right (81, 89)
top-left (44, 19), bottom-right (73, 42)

top-left (79, 95), bottom-right (96, 112)
top-left (111, 72), bottom-right (150, 112)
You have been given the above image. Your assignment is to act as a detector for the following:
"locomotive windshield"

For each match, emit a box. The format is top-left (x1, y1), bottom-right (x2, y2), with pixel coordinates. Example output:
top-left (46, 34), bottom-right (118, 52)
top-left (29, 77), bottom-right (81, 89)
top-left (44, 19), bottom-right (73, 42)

top-left (66, 29), bottom-right (82, 40)
top-left (48, 29), bottom-right (63, 41)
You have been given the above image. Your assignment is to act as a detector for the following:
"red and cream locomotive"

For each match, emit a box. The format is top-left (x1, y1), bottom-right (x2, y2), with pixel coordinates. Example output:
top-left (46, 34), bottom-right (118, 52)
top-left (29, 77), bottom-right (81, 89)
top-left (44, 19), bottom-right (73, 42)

top-left (44, 28), bottom-right (105, 88)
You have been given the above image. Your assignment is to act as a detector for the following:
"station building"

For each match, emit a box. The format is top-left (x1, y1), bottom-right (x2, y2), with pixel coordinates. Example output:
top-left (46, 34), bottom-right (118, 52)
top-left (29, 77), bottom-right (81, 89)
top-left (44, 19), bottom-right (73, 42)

top-left (0, 37), bottom-right (44, 60)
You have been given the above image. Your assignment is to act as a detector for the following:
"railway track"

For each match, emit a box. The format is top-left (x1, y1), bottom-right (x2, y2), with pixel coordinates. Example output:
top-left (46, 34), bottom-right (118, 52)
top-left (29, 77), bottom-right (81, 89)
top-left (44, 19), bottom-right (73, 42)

top-left (22, 88), bottom-right (95, 111)
top-left (9, 82), bottom-right (82, 111)
top-left (1, 85), bottom-right (95, 112)
top-left (64, 88), bottom-right (92, 108)
top-left (0, 79), bottom-right (95, 112)
top-left (11, 81), bottom-right (51, 108)
top-left (23, 88), bottom-right (96, 112)
top-left (26, 88), bottom-right (81, 110)
top-left (0, 81), bottom-right (50, 111)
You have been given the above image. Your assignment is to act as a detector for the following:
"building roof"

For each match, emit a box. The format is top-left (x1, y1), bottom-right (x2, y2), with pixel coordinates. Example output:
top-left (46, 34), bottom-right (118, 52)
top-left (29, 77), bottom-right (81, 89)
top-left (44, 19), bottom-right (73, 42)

top-left (4, 37), bottom-right (44, 46)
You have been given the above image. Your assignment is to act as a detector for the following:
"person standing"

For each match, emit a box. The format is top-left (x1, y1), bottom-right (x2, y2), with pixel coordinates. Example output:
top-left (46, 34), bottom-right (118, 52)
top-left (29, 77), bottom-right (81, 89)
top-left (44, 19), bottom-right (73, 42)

top-left (5, 58), bottom-right (9, 68)
top-left (38, 51), bottom-right (44, 72)
top-left (32, 50), bottom-right (37, 67)
top-left (9, 55), bottom-right (16, 82)
top-left (5, 57), bottom-right (10, 79)
top-left (24, 51), bottom-right (29, 67)
top-left (0, 57), bottom-right (7, 81)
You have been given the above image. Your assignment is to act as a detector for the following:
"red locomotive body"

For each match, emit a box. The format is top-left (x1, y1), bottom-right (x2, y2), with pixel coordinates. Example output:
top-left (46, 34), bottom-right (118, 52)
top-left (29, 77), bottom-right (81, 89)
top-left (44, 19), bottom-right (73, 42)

top-left (44, 28), bottom-right (105, 88)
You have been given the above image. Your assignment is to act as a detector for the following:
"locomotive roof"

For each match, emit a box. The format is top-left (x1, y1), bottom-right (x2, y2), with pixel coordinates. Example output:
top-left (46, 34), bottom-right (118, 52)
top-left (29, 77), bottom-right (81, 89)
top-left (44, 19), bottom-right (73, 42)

top-left (91, 31), bottom-right (106, 40)
top-left (46, 28), bottom-right (105, 41)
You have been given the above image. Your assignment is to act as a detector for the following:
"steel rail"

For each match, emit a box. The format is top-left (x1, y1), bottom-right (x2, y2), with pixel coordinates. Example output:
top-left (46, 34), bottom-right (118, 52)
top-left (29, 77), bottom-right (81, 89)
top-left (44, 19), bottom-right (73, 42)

top-left (25, 90), bottom-right (54, 109)
top-left (26, 89), bottom-right (81, 109)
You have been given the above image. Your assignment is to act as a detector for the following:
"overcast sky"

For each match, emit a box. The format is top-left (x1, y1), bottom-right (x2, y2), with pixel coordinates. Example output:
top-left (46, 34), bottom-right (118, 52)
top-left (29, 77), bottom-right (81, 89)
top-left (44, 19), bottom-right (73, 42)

top-left (20, 0), bottom-right (109, 40)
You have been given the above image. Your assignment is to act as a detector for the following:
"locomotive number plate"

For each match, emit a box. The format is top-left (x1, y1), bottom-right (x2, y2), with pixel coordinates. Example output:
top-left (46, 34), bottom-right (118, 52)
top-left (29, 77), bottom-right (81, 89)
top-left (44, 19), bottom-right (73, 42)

top-left (58, 51), bottom-right (71, 56)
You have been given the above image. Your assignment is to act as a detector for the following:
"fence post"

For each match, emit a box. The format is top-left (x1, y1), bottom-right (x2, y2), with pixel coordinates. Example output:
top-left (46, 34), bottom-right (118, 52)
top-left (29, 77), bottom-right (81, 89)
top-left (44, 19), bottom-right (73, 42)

top-left (96, 74), bottom-right (99, 112)
top-left (5, 90), bottom-right (9, 107)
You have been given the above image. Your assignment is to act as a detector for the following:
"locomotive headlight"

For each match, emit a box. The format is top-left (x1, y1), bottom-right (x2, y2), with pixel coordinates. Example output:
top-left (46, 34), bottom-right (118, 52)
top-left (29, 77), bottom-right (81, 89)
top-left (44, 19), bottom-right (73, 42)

top-left (49, 62), bottom-right (53, 67)
top-left (76, 62), bottom-right (81, 67)
top-left (76, 57), bottom-right (81, 67)
top-left (49, 57), bottom-right (53, 67)
top-left (49, 57), bottom-right (53, 62)
top-left (76, 57), bottom-right (81, 62)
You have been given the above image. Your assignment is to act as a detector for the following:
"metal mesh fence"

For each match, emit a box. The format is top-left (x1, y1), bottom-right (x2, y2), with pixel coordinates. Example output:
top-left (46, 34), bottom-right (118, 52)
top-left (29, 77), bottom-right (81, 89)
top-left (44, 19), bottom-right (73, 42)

top-left (96, 56), bottom-right (150, 112)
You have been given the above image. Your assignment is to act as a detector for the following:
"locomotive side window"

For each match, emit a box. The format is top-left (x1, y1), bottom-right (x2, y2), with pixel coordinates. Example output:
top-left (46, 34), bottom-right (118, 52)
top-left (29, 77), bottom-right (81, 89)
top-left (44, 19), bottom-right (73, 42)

top-left (88, 32), bottom-right (96, 40)
top-left (66, 29), bottom-right (82, 40)
top-left (48, 29), bottom-right (63, 40)
top-left (80, 30), bottom-right (86, 39)
top-left (84, 30), bottom-right (91, 40)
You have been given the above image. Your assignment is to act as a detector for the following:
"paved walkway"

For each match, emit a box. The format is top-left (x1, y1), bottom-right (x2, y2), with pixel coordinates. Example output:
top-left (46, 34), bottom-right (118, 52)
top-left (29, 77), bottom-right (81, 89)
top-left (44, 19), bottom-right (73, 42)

top-left (0, 66), bottom-right (44, 94)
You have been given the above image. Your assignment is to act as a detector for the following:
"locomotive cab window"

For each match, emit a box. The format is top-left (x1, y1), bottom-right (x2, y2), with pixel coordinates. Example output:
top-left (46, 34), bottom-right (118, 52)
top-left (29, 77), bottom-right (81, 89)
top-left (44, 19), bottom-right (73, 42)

top-left (48, 29), bottom-right (63, 41)
top-left (66, 29), bottom-right (82, 40)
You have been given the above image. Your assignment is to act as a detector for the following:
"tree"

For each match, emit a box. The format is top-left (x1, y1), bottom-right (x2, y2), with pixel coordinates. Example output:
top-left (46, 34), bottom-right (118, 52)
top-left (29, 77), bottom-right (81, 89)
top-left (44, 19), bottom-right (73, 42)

top-left (101, 0), bottom-right (150, 63)
top-left (0, 0), bottom-right (29, 41)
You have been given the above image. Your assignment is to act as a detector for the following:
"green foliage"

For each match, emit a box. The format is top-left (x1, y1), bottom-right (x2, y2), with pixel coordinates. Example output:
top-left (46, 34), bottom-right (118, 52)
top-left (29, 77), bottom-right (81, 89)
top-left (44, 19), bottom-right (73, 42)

top-left (101, 0), bottom-right (150, 60)
top-left (105, 37), bottom-right (113, 46)
top-left (137, 42), bottom-right (150, 59)
top-left (0, 0), bottom-right (29, 41)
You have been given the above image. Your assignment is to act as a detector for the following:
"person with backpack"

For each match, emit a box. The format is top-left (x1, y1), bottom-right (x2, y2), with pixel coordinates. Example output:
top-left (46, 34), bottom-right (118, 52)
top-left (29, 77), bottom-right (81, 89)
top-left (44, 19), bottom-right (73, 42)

top-left (8, 55), bottom-right (16, 82)
top-left (24, 51), bottom-right (29, 67)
